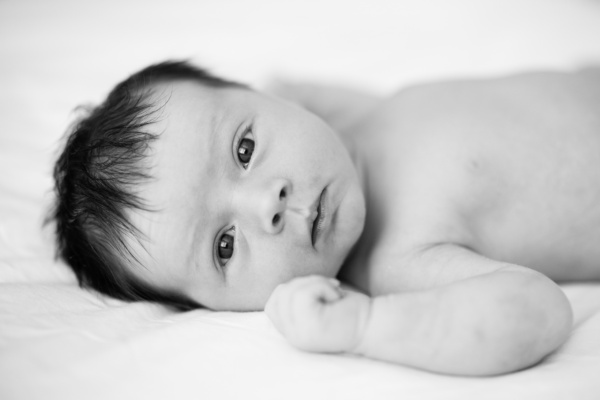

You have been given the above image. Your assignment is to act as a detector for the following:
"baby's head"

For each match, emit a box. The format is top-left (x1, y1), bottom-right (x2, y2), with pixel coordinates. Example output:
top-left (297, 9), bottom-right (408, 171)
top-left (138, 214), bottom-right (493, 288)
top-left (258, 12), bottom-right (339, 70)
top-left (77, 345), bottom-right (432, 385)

top-left (52, 61), bottom-right (366, 311)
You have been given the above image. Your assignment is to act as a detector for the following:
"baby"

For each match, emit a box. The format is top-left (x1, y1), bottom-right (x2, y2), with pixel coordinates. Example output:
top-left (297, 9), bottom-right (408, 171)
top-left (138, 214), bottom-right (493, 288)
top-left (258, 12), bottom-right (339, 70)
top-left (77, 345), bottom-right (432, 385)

top-left (52, 60), bottom-right (600, 376)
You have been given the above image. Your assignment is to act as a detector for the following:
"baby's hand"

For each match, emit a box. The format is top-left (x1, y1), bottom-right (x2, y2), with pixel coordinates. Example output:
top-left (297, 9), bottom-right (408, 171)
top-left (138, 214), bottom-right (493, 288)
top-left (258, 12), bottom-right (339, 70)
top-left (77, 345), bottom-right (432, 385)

top-left (265, 275), bottom-right (371, 353)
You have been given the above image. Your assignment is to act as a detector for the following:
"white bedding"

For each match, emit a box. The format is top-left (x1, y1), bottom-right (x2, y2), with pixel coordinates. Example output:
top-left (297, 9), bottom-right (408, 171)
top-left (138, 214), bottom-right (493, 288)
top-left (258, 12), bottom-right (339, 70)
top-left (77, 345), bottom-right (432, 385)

top-left (2, 0), bottom-right (600, 399)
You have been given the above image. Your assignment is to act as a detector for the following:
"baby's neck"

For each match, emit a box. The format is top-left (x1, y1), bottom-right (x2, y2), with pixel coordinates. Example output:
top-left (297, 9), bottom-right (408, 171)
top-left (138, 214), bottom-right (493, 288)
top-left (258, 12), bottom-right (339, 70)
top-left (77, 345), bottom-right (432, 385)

top-left (337, 132), bottom-right (378, 292)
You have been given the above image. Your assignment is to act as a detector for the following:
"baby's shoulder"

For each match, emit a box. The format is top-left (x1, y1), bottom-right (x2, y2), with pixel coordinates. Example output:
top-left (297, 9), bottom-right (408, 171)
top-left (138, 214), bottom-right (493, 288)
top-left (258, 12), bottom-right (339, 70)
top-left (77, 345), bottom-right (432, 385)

top-left (347, 80), bottom-right (519, 269)
top-left (354, 79), bottom-right (494, 144)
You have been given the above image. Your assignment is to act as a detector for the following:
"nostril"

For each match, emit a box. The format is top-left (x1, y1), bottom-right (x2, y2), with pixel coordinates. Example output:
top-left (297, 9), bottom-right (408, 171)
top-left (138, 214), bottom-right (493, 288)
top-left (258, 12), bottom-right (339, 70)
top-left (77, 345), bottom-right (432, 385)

top-left (279, 188), bottom-right (286, 200)
top-left (272, 213), bottom-right (281, 226)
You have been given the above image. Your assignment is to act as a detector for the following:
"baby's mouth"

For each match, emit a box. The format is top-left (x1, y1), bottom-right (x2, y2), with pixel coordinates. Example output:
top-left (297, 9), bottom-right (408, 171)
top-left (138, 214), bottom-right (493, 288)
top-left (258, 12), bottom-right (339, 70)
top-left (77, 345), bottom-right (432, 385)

top-left (311, 188), bottom-right (327, 247)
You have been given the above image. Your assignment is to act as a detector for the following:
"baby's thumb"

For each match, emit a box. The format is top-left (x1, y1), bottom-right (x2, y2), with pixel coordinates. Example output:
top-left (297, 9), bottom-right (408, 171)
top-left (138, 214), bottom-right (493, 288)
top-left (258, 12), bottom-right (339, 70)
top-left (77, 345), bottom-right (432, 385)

top-left (315, 278), bottom-right (344, 304)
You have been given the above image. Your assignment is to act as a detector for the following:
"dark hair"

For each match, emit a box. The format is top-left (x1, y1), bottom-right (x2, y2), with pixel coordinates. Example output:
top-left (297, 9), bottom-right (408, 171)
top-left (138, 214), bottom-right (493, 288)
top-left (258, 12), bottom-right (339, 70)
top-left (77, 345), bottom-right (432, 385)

top-left (50, 60), bottom-right (245, 310)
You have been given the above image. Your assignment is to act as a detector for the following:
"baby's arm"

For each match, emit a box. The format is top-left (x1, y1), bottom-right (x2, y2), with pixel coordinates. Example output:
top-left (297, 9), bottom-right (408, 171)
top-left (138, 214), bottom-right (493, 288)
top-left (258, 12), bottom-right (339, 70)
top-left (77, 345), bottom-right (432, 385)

top-left (266, 246), bottom-right (573, 376)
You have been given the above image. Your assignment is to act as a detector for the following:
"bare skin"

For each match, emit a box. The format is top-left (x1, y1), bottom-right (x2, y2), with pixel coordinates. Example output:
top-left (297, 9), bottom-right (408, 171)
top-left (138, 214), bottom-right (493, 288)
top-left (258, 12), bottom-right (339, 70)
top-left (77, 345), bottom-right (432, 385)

top-left (266, 68), bottom-right (600, 375)
top-left (128, 68), bottom-right (599, 376)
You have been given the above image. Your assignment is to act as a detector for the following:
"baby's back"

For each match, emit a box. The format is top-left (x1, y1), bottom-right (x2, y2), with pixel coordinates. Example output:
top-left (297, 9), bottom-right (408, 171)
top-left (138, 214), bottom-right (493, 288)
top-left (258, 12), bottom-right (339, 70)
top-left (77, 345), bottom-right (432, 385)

top-left (349, 68), bottom-right (600, 285)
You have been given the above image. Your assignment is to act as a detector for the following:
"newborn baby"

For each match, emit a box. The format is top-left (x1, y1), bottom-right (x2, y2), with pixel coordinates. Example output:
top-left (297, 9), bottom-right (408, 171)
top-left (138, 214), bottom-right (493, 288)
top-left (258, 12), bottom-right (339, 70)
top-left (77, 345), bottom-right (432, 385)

top-left (52, 61), bottom-right (600, 375)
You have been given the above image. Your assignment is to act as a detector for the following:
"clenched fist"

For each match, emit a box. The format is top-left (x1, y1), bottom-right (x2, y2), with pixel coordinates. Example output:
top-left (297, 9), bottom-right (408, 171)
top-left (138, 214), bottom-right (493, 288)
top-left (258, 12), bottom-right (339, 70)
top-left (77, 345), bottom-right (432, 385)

top-left (265, 275), bottom-right (372, 353)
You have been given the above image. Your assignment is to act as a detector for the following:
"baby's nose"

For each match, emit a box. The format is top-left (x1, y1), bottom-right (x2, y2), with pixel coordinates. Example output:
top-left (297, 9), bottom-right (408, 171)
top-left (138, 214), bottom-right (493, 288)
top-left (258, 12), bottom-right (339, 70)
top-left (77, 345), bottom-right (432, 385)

top-left (238, 178), bottom-right (290, 234)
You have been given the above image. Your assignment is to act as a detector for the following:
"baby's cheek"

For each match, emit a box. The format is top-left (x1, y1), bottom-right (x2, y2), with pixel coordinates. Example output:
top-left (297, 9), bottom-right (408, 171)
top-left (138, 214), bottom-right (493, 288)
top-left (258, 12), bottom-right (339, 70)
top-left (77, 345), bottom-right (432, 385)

top-left (256, 234), bottom-right (336, 293)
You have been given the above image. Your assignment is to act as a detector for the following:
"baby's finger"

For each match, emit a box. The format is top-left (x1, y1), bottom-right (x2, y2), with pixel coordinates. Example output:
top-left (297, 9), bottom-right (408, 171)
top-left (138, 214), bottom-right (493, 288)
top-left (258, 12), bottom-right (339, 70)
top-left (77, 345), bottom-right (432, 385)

top-left (316, 278), bottom-right (344, 304)
top-left (265, 276), bottom-right (342, 327)
top-left (290, 277), bottom-right (343, 310)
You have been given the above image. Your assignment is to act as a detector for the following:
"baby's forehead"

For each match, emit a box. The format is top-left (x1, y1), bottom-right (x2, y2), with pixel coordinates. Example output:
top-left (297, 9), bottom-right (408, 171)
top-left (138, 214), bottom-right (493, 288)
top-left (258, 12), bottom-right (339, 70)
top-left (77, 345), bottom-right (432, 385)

top-left (118, 83), bottom-right (253, 295)
top-left (135, 79), bottom-right (238, 219)
top-left (143, 80), bottom-right (259, 162)
top-left (143, 81), bottom-right (223, 150)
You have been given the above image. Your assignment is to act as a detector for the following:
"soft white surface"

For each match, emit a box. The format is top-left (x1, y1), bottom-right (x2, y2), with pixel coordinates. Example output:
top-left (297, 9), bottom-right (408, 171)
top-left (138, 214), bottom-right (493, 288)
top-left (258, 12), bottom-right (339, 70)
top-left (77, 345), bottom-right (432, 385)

top-left (1, 0), bottom-right (600, 399)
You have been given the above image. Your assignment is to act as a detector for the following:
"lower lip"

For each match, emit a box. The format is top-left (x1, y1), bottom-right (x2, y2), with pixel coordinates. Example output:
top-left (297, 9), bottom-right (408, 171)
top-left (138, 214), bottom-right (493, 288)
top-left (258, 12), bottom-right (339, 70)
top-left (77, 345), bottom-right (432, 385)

top-left (312, 188), bottom-right (328, 246)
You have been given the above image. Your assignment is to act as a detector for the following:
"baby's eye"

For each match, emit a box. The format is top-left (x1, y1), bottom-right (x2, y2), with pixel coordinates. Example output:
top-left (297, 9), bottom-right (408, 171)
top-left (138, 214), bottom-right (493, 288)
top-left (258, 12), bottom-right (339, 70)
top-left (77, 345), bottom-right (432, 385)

top-left (217, 229), bottom-right (235, 265)
top-left (237, 128), bottom-right (255, 168)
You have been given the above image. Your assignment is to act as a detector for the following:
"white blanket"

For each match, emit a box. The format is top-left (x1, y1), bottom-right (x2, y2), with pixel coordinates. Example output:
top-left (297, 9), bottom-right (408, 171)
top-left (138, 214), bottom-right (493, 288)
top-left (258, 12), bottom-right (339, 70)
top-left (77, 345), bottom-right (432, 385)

top-left (2, 0), bottom-right (600, 399)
